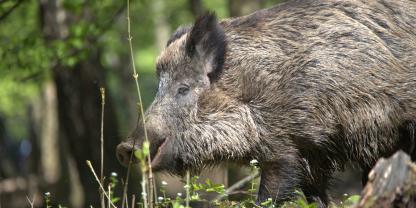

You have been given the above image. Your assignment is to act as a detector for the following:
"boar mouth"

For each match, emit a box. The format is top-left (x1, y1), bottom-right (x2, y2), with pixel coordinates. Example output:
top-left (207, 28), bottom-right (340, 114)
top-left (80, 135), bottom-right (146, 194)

top-left (150, 137), bottom-right (169, 168)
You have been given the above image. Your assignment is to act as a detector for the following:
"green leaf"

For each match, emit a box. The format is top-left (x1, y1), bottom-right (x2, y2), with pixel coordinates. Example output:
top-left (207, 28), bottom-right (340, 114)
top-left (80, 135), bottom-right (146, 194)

top-left (111, 197), bottom-right (120, 203)
top-left (260, 198), bottom-right (272, 206)
top-left (71, 38), bottom-right (84, 50)
top-left (142, 141), bottom-right (150, 157)
top-left (134, 149), bottom-right (143, 160)
top-left (205, 188), bottom-right (215, 192)
top-left (65, 57), bottom-right (78, 67)
top-left (191, 193), bottom-right (200, 200)
top-left (171, 201), bottom-right (185, 208)
top-left (205, 178), bottom-right (212, 187)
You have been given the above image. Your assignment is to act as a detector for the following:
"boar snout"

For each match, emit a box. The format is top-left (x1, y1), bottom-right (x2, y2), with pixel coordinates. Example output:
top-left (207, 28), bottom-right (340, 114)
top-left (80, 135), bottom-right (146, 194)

top-left (116, 142), bottom-right (138, 167)
top-left (116, 116), bottom-right (169, 167)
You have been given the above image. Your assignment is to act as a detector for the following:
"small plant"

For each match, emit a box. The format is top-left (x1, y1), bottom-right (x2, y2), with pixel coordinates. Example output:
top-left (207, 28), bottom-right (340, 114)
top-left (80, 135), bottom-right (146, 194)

top-left (155, 181), bottom-right (173, 207)
top-left (47, 155), bottom-right (360, 208)
top-left (188, 176), bottom-right (226, 201)
top-left (260, 198), bottom-right (274, 207)
top-left (287, 190), bottom-right (317, 208)
top-left (126, 0), bottom-right (155, 205)
top-left (44, 192), bottom-right (52, 208)
top-left (249, 159), bottom-right (259, 197)
top-left (332, 193), bottom-right (360, 208)
top-left (238, 159), bottom-right (260, 207)
top-left (109, 172), bottom-right (121, 204)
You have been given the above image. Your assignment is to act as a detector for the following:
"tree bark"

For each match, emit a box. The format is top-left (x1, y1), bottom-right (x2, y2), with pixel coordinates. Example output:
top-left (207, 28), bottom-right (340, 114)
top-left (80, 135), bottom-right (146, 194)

top-left (52, 51), bottom-right (125, 207)
top-left (39, 81), bottom-right (60, 184)
top-left (0, 115), bottom-right (8, 178)
top-left (39, 0), bottom-right (125, 206)
top-left (29, 80), bottom-right (73, 206)
top-left (357, 151), bottom-right (416, 208)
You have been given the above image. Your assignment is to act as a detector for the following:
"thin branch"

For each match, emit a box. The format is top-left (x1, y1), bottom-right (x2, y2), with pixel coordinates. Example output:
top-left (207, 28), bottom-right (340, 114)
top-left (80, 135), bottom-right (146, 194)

top-left (121, 132), bottom-right (140, 208)
top-left (0, 0), bottom-right (24, 22)
top-left (131, 194), bottom-right (136, 208)
top-left (100, 87), bottom-right (106, 208)
top-left (140, 169), bottom-right (148, 208)
top-left (26, 195), bottom-right (35, 208)
top-left (214, 172), bottom-right (260, 201)
top-left (97, 2), bottom-right (126, 35)
top-left (108, 183), bottom-right (111, 208)
top-left (185, 171), bottom-right (190, 208)
top-left (126, 0), bottom-right (155, 207)
top-left (121, 138), bottom-right (135, 208)
top-left (86, 160), bottom-right (117, 208)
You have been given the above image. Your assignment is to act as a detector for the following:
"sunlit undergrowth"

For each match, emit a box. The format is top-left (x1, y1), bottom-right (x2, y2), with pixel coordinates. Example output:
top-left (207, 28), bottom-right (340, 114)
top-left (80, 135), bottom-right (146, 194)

top-left (40, 161), bottom-right (362, 208)
top-left (40, 162), bottom-right (360, 208)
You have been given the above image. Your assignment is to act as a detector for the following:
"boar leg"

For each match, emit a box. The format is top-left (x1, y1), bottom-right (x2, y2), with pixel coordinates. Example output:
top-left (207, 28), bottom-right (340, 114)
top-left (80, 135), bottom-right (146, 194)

top-left (257, 159), bottom-right (302, 205)
top-left (257, 159), bottom-right (328, 207)
top-left (361, 166), bottom-right (371, 186)
top-left (302, 178), bottom-right (329, 207)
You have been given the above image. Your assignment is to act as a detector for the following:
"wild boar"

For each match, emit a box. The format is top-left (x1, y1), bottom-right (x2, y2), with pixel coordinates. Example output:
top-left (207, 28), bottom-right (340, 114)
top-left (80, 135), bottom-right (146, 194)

top-left (117, 0), bottom-right (416, 206)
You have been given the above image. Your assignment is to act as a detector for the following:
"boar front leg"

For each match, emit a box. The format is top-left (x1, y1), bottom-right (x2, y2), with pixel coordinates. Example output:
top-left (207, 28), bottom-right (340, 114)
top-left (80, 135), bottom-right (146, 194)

top-left (257, 159), bottom-right (301, 206)
top-left (257, 158), bottom-right (328, 207)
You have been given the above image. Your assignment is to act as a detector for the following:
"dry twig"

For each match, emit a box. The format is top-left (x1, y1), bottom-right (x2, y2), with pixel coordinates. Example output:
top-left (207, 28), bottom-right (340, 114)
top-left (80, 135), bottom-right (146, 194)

top-left (86, 160), bottom-right (117, 208)
top-left (126, 0), bottom-right (155, 207)
top-left (100, 87), bottom-right (105, 208)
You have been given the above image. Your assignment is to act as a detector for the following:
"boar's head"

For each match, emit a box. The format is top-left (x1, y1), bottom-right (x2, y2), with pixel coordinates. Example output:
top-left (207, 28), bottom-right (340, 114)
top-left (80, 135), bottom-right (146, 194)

top-left (116, 13), bottom-right (259, 176)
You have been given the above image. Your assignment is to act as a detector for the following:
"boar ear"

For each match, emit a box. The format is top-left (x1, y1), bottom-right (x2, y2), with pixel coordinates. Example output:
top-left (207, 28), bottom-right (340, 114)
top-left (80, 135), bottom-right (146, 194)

top-left (186, 12), bottom-right (226, 82)
top-left (167, 25), bottom-right (191, 47)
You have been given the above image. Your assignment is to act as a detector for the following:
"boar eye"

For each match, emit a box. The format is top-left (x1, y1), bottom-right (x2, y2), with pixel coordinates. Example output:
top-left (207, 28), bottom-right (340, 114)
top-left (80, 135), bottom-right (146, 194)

top-left (177, 85), bottom-right (190, 96)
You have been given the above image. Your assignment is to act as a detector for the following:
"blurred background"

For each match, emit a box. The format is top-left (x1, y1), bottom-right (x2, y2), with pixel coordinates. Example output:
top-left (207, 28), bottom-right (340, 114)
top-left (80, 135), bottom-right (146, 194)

top-left (0, 0), bottom-right (360, 207)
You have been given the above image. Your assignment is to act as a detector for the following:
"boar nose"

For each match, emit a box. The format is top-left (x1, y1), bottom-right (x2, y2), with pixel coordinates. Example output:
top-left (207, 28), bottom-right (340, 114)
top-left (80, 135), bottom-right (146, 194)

top-left (146, 116), bottom-right (168, 140)
top-left (116, 142), bottom-right (138, 167)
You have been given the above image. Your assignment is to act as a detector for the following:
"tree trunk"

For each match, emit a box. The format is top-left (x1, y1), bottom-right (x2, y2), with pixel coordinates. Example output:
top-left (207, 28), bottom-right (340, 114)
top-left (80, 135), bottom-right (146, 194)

top-left (39, 81), bottom-right (60, 185)
top-left (39, 0), bottom-right (125, 206)
top-left (357, 151), bottom-right (416, 208)
top-left (52, 51), bottom-right (124, 206)
top-left (0, 115), bottom-right (8, 178)
top-left (29, 80), bottom-right (74, 207)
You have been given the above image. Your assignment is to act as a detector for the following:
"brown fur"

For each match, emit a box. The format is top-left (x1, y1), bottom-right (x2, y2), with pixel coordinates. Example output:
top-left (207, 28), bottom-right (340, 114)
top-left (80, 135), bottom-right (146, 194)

top-left (117, 0), bottom-right (416, 206)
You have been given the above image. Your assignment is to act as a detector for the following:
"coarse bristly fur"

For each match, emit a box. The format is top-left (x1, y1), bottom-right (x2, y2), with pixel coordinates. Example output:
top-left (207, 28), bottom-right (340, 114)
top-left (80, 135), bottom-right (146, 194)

top-left (117, 0), bottom-right (416, 207)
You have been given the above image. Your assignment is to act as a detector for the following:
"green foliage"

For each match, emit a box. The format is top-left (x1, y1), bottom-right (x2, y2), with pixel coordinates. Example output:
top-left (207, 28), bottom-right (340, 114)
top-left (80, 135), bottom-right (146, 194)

top-left (109, 172), bottom-right (121, 204)
top-left (134, 140), bottom-right (150, 161)
top-left (188, 176), bottom-right (226, 200)
top-left (0, 0), bottom-right (126, 139)
top-left (280, 190), bottom-right (317, 208)
top-left (88, 138), bottom-right (359, 208)
top-left (0, 1), bottom-right (47, 120)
